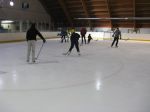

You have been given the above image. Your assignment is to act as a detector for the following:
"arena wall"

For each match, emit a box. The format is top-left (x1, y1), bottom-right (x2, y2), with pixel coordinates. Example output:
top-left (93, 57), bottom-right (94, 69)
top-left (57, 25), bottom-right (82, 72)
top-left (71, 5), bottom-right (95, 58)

top-left (0, 31), bottom-right (150, 43)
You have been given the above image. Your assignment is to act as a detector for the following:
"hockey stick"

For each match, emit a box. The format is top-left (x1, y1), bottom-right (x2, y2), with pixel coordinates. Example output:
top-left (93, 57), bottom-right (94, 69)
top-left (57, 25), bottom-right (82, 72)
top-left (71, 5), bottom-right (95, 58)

top-left (35, 43), bottom-right (45, 60)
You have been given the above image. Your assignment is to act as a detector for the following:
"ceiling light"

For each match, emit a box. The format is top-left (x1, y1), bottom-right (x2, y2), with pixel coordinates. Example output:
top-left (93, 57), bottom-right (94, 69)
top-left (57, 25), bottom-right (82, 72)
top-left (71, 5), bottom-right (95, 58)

top-left (10, 0), bottom-right (14, 6)
top-left (1, 20), bottom-right (14, 24)
top-left (75, 17), bottom-right (150, 20)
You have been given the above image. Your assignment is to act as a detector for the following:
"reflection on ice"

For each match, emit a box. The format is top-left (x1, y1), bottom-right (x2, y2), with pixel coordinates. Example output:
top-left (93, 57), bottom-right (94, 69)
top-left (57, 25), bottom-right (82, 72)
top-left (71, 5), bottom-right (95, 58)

top-left (12, 70), bottom-right (18, 83)
top-left (0, 77), bottom-right (4, 89)
top-left (96, 80), bottom-right (101, 91)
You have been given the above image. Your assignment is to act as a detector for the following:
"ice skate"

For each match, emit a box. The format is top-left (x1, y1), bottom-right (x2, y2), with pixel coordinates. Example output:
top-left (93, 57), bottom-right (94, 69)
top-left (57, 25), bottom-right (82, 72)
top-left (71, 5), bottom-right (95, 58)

top-left (33, 61), bottom-right (36, 63)
top-left (80, 43), bottom-right (83, 46)
top-left (78, 52), bottom-right (81, 56)
top-left (63, 51), bottom-right (71, 56)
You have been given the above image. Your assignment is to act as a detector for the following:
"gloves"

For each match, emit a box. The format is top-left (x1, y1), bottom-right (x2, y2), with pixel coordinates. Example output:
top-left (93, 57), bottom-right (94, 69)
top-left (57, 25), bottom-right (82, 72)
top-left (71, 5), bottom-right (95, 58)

top-left (43, 39), bottom-right (46, 43)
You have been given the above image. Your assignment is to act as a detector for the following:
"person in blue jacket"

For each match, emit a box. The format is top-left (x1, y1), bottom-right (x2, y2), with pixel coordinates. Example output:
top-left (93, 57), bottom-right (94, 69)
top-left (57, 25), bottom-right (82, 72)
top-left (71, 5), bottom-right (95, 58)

top-left (60, 29), bottom-right (67, 43)
top-left (111, 28), bottom-right (121, 47)
top-left (63, 31), bottom-right (80, 55)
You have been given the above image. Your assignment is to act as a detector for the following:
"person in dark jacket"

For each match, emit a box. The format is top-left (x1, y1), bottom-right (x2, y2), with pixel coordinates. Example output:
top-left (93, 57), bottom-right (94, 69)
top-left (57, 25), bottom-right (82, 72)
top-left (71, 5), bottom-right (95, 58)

top-left (63, 31), bottom-right (80, 55)
top-left (26, 23), bottom-right (46, 63)
top-left (87, 34), bottom-right (93, 44)
top-left (111, 28), bottom-right (121, 48)
top-left (60, 29), bottom-right (67, 43)
top-left (80, 27), bottom-right (87, 45)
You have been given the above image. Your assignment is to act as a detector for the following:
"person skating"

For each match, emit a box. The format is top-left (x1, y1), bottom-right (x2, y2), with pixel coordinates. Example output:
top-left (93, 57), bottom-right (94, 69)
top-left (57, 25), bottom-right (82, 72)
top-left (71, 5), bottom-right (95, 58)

top-left (26, 23), bottom-right (46, 63)
top-left (87, 34), bottom-right (93, 44)
top-left (111, 28), bottom-right (121, 48)
top-left (80, 27), bottom-right (87, 45)
top-left (63, 31), bottom-right (80, 56)
top-left (60, 29), bottom-right (67, 43)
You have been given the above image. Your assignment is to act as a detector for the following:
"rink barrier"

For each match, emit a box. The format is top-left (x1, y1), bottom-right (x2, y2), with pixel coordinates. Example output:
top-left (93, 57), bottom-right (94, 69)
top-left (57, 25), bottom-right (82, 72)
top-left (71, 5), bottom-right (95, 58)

top-left (0, 37), bottom-right (58, 43)
top-left (0, 31), bottom-right (150, 43)
top-left (0, 32), bottom-right (59, 43)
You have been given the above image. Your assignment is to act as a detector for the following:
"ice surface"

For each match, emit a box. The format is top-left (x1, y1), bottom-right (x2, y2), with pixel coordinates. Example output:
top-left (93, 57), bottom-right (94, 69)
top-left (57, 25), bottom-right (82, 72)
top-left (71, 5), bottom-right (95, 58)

top-left (0, 39), bottom-right (150, 112)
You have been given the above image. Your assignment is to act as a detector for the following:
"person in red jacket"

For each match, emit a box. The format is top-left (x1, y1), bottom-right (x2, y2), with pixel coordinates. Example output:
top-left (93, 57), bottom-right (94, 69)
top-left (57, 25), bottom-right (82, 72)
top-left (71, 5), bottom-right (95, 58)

top-left (80, 27), bottom-right (87, 45)
top-left (26, 23), bottom-right (46, 63)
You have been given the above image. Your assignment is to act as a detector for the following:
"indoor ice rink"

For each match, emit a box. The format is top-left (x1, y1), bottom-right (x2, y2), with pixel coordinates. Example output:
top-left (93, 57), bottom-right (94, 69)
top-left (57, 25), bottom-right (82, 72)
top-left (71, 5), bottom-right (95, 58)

top-left (0, 39), bottom-right (150, 112)
top-left (0, 0), bottom-right (150, 112)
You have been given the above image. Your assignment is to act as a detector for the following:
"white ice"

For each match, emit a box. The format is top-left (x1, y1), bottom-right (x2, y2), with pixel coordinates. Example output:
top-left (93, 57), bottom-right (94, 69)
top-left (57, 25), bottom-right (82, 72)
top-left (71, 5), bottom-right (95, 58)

top-left (0, 39), bottom-right (150, 112)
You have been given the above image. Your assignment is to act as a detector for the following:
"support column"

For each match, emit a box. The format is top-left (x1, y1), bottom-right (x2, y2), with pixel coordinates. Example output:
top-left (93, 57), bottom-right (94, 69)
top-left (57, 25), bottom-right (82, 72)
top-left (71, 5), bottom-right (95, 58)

top-left (36, 21), bottom-right (38, 30)
top-left (49, 20), bottom-right (51, 30)
top-left (19, 21), bottom-right (23, 32)
top-left (26, 20), bottom-right (30, 30)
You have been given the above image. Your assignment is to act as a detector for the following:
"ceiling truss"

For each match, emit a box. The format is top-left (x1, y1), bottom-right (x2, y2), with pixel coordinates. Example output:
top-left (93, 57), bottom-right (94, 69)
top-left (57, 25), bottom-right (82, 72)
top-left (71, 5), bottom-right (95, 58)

top-left (39, 0), bottom-right (150, 28)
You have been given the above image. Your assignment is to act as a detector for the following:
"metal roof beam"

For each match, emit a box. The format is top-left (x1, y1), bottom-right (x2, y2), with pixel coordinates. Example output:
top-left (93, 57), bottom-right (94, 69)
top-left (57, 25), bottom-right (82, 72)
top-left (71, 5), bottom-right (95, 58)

top-left (57, 0), bottom-right (73, 26)
top-left (105, 0), bottom-right (112, 28)
top-left (133, 0), bottom-right (136, 28)
top-left (80, 0), bottom-right (92, 27)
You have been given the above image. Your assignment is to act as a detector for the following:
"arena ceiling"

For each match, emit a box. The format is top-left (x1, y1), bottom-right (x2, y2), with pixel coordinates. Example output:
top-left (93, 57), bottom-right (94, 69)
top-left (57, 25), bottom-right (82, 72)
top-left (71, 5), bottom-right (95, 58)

top-left (39, 0), bottom-right (150, 28)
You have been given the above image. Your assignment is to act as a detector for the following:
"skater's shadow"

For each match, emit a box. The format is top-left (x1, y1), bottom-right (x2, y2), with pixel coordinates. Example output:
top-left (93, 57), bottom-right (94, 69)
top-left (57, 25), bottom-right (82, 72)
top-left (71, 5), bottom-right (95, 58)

top-left (36, 60), bottom-right (59, 65)
top-left (0, 71), bottom-right (8, 75)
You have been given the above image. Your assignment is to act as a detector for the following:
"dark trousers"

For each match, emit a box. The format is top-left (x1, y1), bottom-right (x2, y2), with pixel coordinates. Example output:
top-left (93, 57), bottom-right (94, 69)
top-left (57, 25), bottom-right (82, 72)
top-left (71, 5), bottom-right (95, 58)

top-left (111, 37), bottom-right (119, 47)
top-left (81, 35), bottom-right (86, 44)
top-left (61, 35), bottom-right (66, 43)
top-left (69, 41), bottom-right (80, 52)
top-left (88, 39), bottom-right (91, 43)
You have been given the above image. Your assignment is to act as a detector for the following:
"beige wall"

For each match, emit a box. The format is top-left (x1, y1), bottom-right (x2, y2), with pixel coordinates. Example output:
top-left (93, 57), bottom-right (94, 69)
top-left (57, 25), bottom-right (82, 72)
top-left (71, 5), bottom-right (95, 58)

top-left (0, 0), bottom-right (50, 22)
top-left (0, 32), bottom-right (59, 42)
top-left (0, 32), bottom-right (150, 43)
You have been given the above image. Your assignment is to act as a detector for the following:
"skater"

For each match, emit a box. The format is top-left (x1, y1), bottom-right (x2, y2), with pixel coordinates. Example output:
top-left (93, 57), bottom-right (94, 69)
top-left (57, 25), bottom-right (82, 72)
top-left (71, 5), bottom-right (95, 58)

top-left (64, 31), bottom-right (80, 56)
top-left (111, 28), bottom-right (121, 48)
top-left (87, 34), bottom-right (93, 44)
top-left (26, 23), bottom-right (46, 63)
top-left (80, 27), bottom-right (87, 45)
top-left (60, 29), bottom-right (67, 43)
